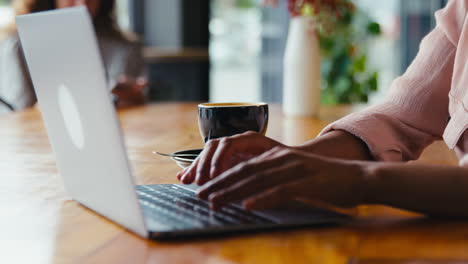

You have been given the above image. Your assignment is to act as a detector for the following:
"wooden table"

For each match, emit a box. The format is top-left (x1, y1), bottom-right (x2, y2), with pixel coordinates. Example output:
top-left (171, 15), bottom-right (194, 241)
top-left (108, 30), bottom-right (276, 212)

top-left (1, 103), bottom-right (466, 264)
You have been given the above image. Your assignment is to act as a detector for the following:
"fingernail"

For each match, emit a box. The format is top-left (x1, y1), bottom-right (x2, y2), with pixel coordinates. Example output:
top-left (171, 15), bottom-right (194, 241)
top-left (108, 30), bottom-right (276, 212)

top-left (208, 193), bottom-right (216, 202)
top-left (177, 168), bottom-right (188, 179)
top-left (243, 200), bottom-right (255, 210)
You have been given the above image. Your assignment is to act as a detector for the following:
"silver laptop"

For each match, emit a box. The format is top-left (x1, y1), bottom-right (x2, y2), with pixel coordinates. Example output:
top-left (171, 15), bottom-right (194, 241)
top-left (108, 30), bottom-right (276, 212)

top-left (16, 7), bottom-right (348, 239)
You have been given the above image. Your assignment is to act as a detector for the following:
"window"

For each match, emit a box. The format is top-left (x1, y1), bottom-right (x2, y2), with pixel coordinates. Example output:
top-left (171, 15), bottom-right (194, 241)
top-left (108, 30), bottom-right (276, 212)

top-left (115, 0), bottom-right (131, 32)
top-left (0, 0), bottom-right (13, 28)
top-left (209, 0), bottom-right (262, 102)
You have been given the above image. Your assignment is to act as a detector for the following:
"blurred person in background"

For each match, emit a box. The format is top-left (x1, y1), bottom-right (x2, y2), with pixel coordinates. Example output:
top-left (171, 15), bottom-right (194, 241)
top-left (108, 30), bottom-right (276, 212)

top-left (0, 0), bottom-right (147, 112)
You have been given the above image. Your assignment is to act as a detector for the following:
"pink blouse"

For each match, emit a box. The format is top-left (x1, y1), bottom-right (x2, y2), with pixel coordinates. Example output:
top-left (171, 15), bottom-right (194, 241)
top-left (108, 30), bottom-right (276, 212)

top-left (320, 0), bottom-right (468, 166)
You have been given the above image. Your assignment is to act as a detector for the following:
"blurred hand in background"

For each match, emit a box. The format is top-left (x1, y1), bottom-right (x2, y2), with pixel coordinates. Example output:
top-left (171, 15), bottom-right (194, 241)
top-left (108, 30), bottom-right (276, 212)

top-left (112, 75), bottom-right (147, 108)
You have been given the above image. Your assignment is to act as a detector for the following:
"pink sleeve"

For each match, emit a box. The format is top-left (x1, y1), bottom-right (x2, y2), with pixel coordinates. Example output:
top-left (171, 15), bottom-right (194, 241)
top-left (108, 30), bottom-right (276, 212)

top-left (319, 0), bottom-right (464, 161)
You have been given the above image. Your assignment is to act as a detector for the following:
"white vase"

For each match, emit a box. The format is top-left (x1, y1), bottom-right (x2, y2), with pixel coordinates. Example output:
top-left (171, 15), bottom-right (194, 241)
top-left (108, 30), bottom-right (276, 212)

top-left (283, 16), bottom-right (321, 117)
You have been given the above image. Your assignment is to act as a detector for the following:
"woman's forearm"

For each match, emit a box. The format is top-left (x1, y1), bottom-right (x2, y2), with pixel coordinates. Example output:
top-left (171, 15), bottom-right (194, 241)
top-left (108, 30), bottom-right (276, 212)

top-left (295, 130), bottom-right (468, 217)
top-left (295, 130), bottom-right (373, 161)
top-left (365, 162), bottom-right (468, 217)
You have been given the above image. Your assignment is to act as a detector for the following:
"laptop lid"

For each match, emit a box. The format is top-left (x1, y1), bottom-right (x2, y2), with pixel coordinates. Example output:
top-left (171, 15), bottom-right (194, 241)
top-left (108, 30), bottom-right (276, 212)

top-left (16, 7), bottom-right (147, 237)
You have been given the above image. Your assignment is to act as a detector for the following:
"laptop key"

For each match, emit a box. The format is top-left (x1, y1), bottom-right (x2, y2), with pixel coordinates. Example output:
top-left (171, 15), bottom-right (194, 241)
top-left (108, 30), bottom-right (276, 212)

top-left (136, 185), bottom-right (274, 229)
top-left (138, 196), bottom-right (205, 229)
top-left (152, 185), bottom-right (273, 223)
top-left (138, 190), bottom-right (228, 227)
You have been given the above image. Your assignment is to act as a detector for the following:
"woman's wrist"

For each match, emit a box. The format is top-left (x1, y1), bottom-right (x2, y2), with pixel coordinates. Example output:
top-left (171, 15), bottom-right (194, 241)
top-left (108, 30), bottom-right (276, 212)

top-left (356, 161), bottom-right (381, 205)
top-left (294, 130), bottom-right (373, 161)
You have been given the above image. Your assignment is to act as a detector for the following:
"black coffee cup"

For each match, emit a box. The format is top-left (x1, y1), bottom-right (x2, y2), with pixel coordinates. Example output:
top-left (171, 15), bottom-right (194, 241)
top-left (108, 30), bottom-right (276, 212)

top-left (198, 102), bottom-right (269, 142)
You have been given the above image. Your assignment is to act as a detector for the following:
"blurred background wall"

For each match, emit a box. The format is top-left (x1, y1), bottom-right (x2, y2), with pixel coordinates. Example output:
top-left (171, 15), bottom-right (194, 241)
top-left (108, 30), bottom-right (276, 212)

top-left (0, 0), bottom-right (450, 104)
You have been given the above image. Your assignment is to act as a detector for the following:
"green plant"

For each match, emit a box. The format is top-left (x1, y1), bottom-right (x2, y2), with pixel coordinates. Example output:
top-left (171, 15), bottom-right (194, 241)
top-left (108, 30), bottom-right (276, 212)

top-left (285, 0), bottom-right (382, 104)
top-left (236, 0), bottom-right (256, 9)
top-left (319, 10), bottom-right (381, 104)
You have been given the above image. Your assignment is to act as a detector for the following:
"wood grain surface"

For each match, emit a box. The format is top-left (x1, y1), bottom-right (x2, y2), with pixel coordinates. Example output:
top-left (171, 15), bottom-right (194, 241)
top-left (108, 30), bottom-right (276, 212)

top-left (0, 103), bottom-right (465, 264)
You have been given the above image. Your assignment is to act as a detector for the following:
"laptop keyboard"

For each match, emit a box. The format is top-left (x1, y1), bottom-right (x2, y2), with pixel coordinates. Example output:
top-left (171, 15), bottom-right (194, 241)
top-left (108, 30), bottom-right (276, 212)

top-left (136, 184), bottom-right (274, 229)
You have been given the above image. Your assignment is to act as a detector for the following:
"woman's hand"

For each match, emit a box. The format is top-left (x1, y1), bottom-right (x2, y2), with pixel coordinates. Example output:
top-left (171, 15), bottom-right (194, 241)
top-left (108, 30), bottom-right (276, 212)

top-left (196, 146), bottom-right (369, 211)
top-left (112, 75), bottom-right (146, 108)
top-left (177, 132), bottom-right (287, 185)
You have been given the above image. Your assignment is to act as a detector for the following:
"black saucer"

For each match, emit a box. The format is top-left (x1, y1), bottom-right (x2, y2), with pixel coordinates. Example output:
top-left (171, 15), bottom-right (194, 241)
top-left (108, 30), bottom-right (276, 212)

top-left (171, 149), bottom-right (202, 168)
